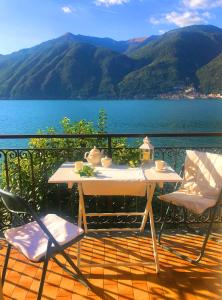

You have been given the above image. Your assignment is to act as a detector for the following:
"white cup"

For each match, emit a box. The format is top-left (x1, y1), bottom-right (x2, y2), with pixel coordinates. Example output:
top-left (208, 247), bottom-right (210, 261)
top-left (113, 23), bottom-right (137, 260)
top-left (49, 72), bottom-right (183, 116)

top-left (101, 156), bottom-right (112, 168)
top-left (75, 161), bottom-right (83, 171)
top-left (155, 160), bottom-right (165, 171)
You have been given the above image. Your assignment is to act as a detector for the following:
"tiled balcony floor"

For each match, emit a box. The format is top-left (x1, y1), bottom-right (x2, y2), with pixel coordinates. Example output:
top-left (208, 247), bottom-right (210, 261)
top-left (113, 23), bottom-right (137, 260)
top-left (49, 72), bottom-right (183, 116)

top-left (0, 230), bottom-right (222, 300)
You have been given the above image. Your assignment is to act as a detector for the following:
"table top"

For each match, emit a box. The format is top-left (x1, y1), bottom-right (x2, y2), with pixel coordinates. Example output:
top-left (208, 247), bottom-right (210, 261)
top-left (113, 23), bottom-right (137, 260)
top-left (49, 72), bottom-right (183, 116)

top-left (143, 161), bottom-right (182, 182)
top-left (48, 161), bottom-right (182, 184)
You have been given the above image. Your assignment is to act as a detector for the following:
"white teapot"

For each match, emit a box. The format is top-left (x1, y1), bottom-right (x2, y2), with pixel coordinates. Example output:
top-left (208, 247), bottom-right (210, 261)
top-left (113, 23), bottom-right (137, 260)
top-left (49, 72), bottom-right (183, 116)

top-left (84, 146), bottom-right (104, 166)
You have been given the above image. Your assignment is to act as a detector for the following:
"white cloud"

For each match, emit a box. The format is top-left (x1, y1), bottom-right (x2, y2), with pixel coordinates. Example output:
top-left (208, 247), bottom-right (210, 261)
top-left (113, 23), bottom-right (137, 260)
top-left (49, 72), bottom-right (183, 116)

top-left (183, 0), bottom-right (208, 9)
top-left (202, 11), bottom-right (211, 18)
top-left (95, 0), bottom-right (129, 6)
top-left (61, 6), bottom-right (73, 14)
top-left (183, 0), bottom-right (222, 9)
top-left (149, 0), bottom-right (219, 29)
top-left (165, 10), bottom-right (210, 27)
top-left (150, 16), bottom-right (161, 25)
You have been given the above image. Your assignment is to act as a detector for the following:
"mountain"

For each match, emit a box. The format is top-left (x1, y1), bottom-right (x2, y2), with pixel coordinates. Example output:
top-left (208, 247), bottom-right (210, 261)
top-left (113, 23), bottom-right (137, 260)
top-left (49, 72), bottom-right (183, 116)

top-left (19, 32), bottom-right (153, 55)
top-left (0, 38), bottom-right (139, 99)
top-left (1, 25), bottom-right (222, 99)
top-left (124, 35), bottom-right (158, 55)
top-left (197, 52), bottom-right (222, 93)
top-left (46, 33), bottom-right (157, 55)
top-left (118, 25), bottom-right (222, 97)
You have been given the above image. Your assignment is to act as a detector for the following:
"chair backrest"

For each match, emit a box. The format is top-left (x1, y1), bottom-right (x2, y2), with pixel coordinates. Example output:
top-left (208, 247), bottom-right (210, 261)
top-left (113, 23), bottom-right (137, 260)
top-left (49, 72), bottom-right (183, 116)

top-left (0, 188), bottom-right (63, 248)
top-left (0, 188), bottom-right (29, 214)
top-left (181, 150), bottom-right (222, 200)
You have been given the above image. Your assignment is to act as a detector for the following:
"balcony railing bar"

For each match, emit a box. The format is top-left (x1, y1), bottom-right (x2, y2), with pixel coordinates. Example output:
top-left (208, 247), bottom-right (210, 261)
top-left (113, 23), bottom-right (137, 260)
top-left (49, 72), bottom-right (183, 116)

top-left (0, 132), bottom-right (222, 139)
top-left (0, 146), bottom-right (220, 152)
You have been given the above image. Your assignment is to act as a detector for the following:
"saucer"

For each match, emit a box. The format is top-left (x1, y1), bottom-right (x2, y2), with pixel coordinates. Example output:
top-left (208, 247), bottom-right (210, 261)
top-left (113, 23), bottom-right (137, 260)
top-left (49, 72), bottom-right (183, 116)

top-left (155, 167), bottom-right (167, 172)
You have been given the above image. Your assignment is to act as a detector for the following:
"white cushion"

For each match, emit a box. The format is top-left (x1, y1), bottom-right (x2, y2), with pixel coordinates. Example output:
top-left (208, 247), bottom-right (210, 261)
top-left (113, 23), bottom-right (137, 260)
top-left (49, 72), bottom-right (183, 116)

top-left (159, 190), bottom-right (218, 214)
top-left (181, 150), bottom-right (222, 198)
top-left (159, 150), bottom-right (222, 214)
top-left (4, 214), bottom-right (84, 262)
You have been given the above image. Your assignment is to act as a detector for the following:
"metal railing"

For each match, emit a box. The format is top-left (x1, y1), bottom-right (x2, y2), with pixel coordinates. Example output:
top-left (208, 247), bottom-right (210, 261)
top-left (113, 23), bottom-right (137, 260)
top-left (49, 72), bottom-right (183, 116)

top-left (0, 132), bottom-right (222, 230)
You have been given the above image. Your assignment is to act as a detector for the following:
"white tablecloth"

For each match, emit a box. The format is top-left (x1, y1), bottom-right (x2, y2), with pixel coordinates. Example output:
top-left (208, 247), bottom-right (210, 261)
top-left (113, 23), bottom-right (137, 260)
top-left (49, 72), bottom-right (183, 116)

top-left (81, 165), bottom-right (146, 196)
top-left (48, 162), bottom-right (182, 196)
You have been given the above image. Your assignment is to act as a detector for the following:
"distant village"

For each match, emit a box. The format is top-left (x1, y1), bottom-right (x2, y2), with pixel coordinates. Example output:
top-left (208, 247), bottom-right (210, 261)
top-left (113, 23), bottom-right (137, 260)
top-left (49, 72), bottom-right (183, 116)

top-left (159, 87), bottom-right (222, 100)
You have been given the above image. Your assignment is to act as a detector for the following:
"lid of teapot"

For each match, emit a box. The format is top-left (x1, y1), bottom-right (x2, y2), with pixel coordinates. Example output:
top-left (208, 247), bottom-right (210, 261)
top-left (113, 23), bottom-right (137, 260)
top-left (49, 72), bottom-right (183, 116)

top-left (89, 146), bottom-right (101, 155)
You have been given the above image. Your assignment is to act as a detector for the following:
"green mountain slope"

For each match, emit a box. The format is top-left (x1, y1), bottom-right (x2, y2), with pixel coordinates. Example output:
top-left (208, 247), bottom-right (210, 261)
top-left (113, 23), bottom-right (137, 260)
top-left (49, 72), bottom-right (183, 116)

top-left (0, 41), bottom-right (138, 99)
top-left (8, 32), bottom-right (152, 56)
top-left (1, 25), bottom-right (222, 99)
top-left (197, 52), bottom-right (222, 93)
top-left (118, 25), bottom-right (222, 97)
top-left (60, 33), bottom-right (156, 54)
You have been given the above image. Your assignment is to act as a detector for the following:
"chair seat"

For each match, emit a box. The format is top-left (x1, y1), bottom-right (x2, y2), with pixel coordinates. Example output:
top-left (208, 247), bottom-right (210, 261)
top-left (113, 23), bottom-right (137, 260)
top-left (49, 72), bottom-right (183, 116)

top-left (159, 190), bottom-right (218, 214)
top-left (4, 214), bottom-right (84, 262)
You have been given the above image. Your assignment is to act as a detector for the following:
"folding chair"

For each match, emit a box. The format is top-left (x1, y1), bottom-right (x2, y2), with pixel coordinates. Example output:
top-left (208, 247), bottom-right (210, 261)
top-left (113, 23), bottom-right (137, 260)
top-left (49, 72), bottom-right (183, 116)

top-left (158, 150), bottom-right (222, 263)
top-left (0, 189), bottom-right (91, 300)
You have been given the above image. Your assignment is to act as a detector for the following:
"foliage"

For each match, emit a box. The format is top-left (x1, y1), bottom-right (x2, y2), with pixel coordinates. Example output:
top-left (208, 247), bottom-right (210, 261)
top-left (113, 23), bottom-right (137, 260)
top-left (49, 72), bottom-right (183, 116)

top-left (77, 165), bottom-right (96, 177)
top-left (97, 108), bottom-right (107, 134)
top-left (197, 52), bottom-right (222, 93)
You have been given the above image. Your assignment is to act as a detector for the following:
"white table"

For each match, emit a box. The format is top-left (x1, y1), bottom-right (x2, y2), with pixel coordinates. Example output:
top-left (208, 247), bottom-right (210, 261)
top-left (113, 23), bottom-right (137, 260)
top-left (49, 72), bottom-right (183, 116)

top-left (48, 161), bottom-right (182, 273)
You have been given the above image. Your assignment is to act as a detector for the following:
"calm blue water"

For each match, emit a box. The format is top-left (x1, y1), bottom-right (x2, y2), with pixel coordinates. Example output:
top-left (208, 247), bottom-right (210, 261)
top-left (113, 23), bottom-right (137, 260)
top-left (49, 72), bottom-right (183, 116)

top-left (1, 99), bottom-right (222, 148)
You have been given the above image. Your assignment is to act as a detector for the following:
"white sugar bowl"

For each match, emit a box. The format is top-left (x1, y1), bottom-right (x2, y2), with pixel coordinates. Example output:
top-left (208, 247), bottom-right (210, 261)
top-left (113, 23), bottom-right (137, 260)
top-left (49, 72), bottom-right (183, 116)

top-left (101, 156), bottom-right (112, 168)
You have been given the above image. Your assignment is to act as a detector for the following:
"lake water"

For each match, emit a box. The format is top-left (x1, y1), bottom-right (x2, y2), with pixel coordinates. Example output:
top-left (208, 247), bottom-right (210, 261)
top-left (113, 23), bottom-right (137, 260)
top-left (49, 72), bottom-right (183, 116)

top-left (1, 99), bottom-right (222, 148)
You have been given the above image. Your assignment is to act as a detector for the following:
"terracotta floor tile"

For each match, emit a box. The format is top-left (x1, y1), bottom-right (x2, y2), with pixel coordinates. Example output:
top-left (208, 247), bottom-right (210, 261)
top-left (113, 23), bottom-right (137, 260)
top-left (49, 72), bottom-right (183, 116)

top-left (117, 282), bottom-right (133, 295)
top-left (3, 297), bottom-right (13, 300)
top-left (133, 284), bottom-right (150, 300)
top-left (104, 277), bottom-right (118, 286)
top-left (3, 281), bottom-right (16, 298)
top-left (0, 231), bottom-right (222, 300)
top-left (19, 274), bottom-right (35, 288)
top-left (42, 283), bottom-right (59, 299)
top-left (104, 284), bottom-right (119, 299)
top-left (6, 270), bottom-right (21, 283)
top-left (11, 286), bottom-right (29, 300)
top-left (71, 294), bottom-right (89, 300)
top-left (25, 290), bottom-right (37, 298)
top-left (88, 277), bottom-right (103, 290)
top-left (73, 283), bottom-right (89, 297)
top-left (47, 273), bottom-right (62, 286)
top-left (57, 288), bottom-right (74, 298)
top-left (118, 295), bottom-right (135, 300)
top-left (60, 277), bottom-right (75, 291)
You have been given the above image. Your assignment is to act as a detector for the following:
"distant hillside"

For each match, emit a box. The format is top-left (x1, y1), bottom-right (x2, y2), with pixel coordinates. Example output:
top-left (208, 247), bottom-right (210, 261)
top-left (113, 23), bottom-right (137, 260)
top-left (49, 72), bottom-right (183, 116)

top-left (197, 52), bottom-right (222, 93)
top-left (1, 25), bottom-right (222, 99)
top-left (0, 40), bottom-right (139, 99)
top-left (119, 25), bottom-right (222, 97)
top-left (124, 35), bottom-right (158, 55)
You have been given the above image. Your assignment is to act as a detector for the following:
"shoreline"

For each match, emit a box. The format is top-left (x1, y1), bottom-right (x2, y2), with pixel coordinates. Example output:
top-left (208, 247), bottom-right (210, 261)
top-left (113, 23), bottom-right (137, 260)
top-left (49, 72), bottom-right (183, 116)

top-left (0, 96), bottom-right (222, 101)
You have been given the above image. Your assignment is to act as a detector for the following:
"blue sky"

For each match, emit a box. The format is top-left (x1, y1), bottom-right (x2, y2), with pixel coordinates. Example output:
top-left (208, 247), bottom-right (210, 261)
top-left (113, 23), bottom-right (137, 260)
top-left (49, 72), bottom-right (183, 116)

top-left (1, 0), bottom-right (222, 54)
